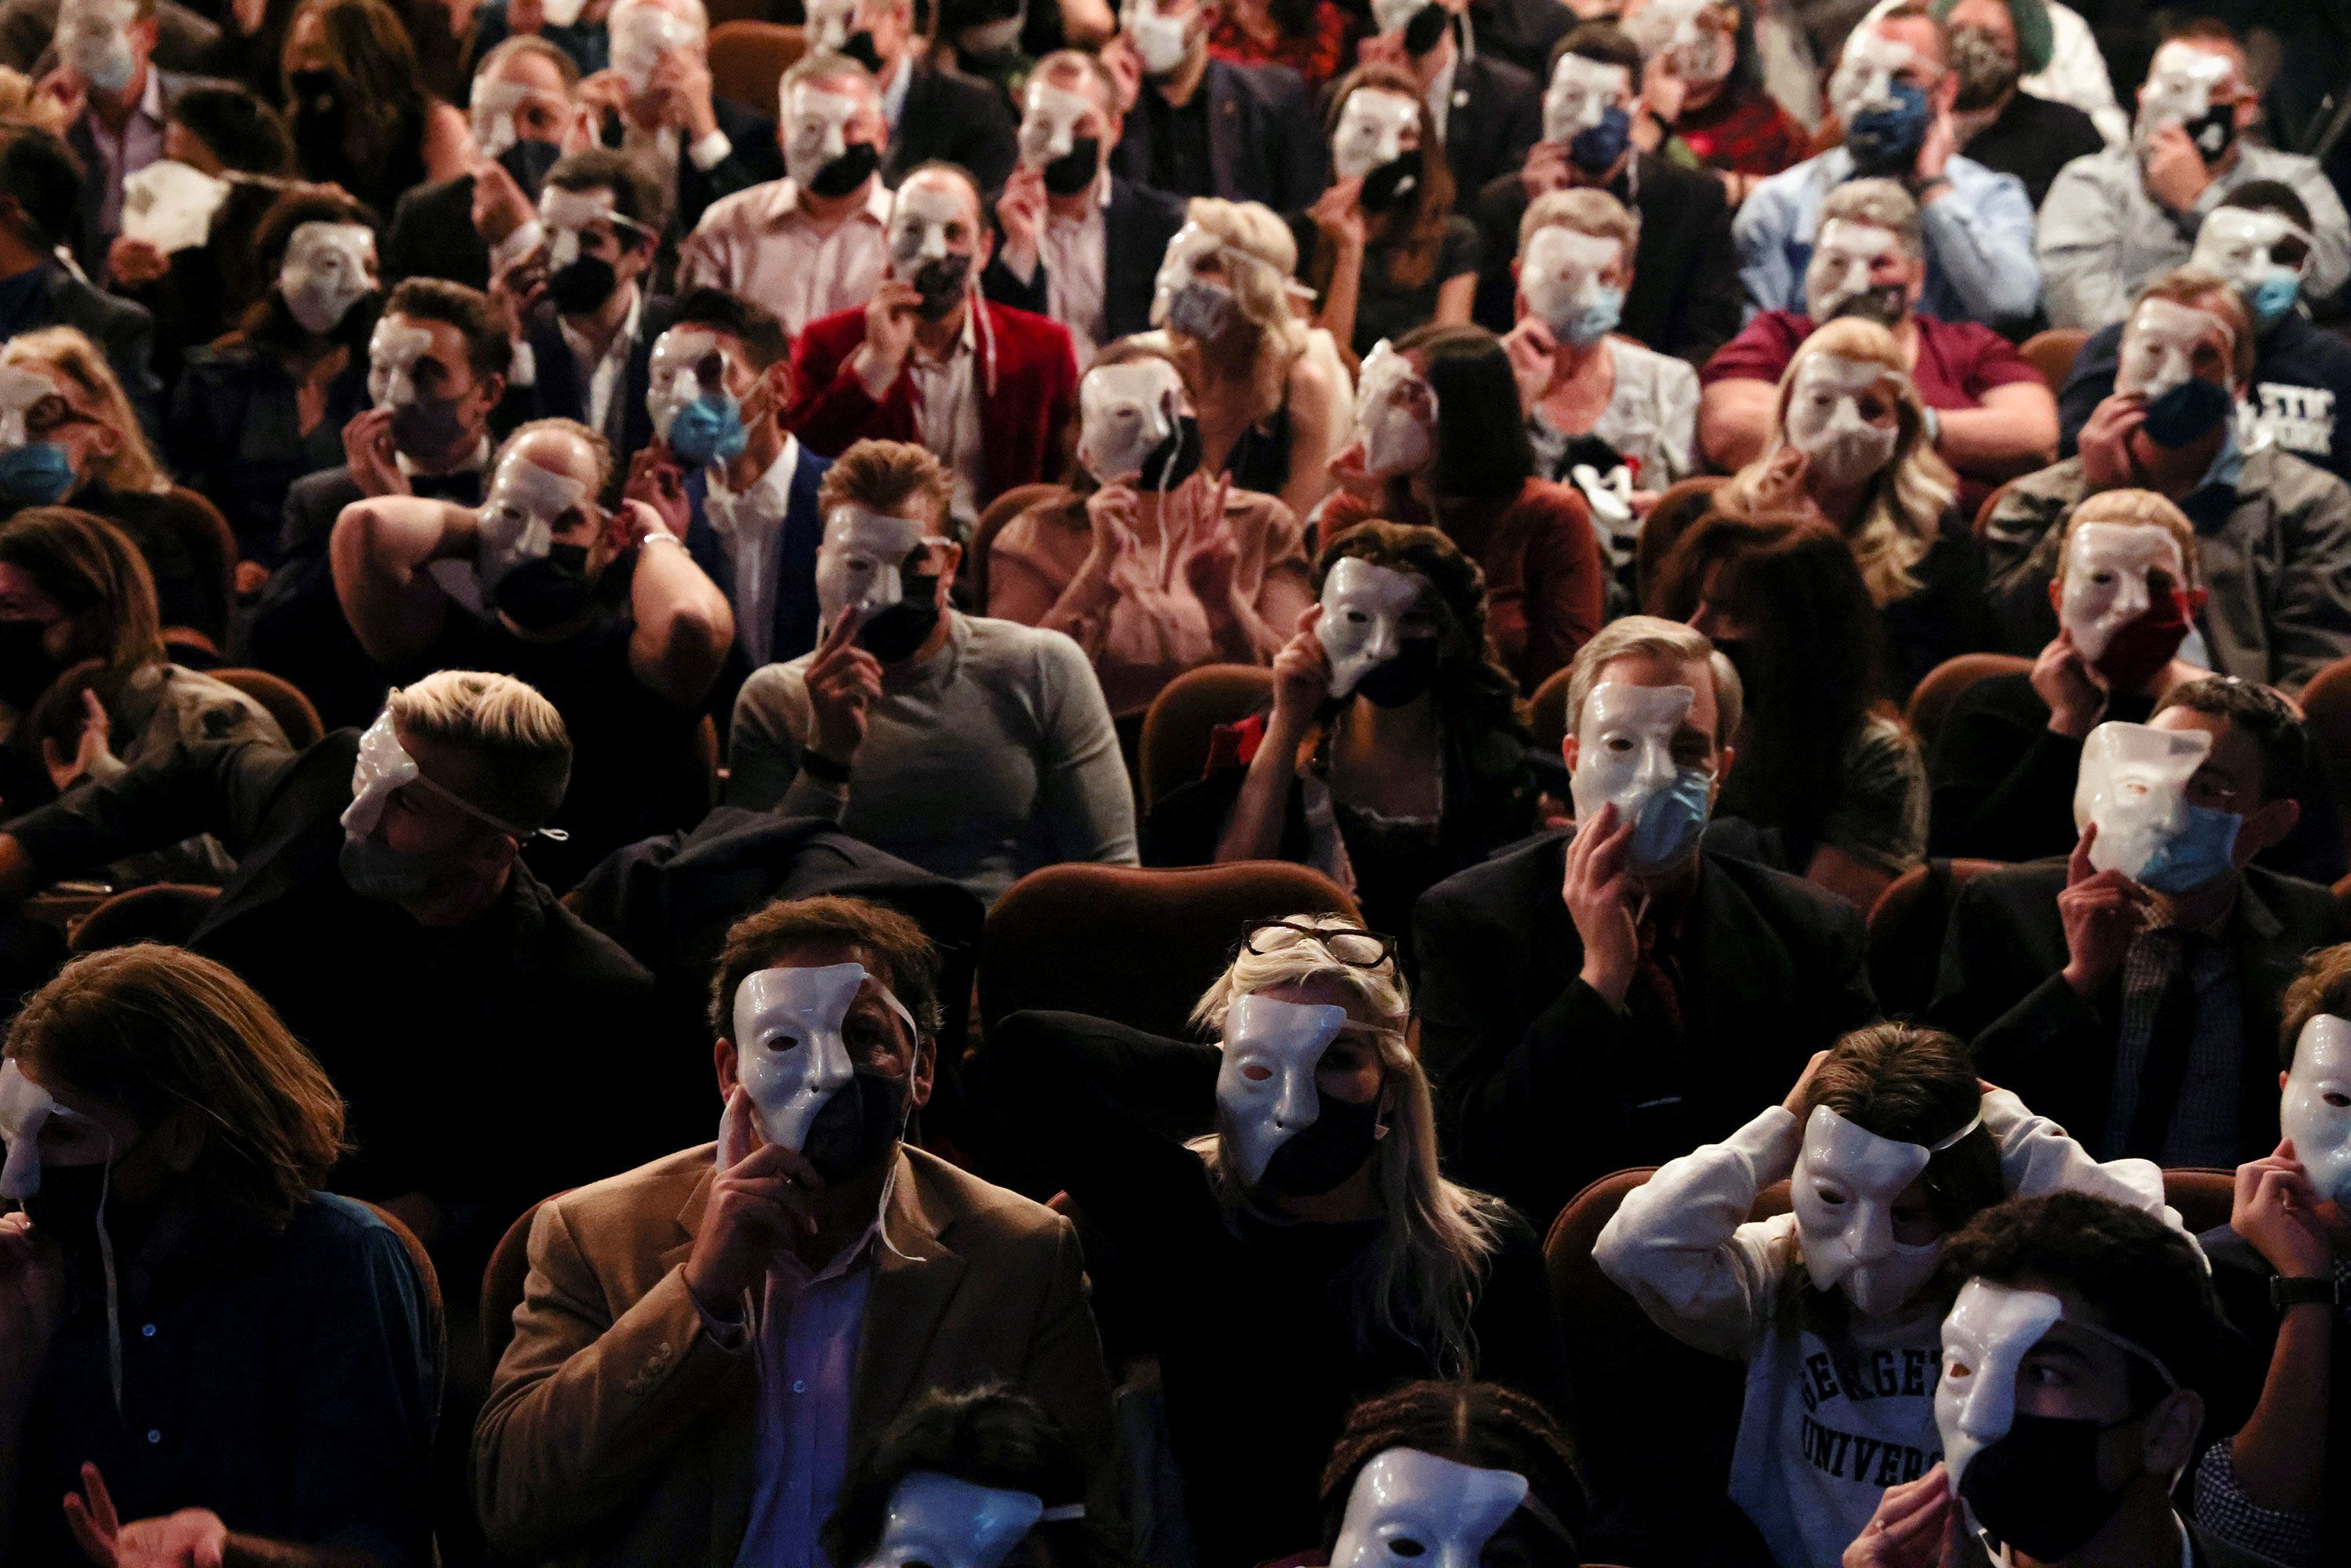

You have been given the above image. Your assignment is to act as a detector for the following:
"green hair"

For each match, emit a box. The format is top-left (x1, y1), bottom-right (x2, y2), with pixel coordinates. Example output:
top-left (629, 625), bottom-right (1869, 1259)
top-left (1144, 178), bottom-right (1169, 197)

top-left (1931, 0), bottom-right (2053, 76)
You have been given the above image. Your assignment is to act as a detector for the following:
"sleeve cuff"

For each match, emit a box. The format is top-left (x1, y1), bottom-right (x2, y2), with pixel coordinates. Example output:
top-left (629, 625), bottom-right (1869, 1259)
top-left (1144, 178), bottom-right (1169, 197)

top-left (507, 338), bottom-right (538, 389)
top-left (688, 129), bottom-right (734, 172)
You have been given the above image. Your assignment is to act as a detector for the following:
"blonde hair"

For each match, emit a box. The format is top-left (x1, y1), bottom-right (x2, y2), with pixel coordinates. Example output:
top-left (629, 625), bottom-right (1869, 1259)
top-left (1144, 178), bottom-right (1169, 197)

top-left (1190, 913), bottom-right (1511, 1373)
top-left (1, 328), bottom-right (165, 494)
top-left (1564, 614), bottom-right (1744, 747)
top-left (2056, 489), bottom-right (2203, 590)
top-left (1722, 317), bottom-right (1957, 605)
top-left (1519, 187), bottom-right (1639, 254)
top-left (386, 669), bottom-right (572, 831)
top-left (1154, 197), bottom-right (1306, 427)
top-left (818, 440), bottom-right (956, 534)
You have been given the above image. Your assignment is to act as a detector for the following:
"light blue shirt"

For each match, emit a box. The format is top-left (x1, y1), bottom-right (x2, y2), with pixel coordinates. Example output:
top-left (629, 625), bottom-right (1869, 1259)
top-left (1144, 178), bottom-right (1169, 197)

top-left (733, 1222), bottom-right (880, 1568)
top-left (1732, 148), bottom-right (2041, 326)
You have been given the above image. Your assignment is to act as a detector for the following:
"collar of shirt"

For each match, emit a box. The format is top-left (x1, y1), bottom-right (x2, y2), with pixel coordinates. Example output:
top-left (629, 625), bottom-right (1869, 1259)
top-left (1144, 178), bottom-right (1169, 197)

top-left (909, 305), bottom-right (979, 371)
top-left (706, 433), bottom-right (802, 540)
top-left (879, 52), bottom-right (914, 134)
top-left (774, 1202), bottom-right (887, 1288)
top-left (774, 174), bottom-right (895, 231)
top-left (2178, 424), bottom-right (2246, 536)
top-left (397, 435), bottom-right (491, 479)
top-left (1047, 170), bottom-right (1114, 234)
top-left (559, 281), bottom-right (642, 373)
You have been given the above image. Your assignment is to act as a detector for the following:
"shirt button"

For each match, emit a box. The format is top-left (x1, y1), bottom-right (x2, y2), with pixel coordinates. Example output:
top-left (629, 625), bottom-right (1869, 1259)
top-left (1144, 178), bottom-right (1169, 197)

top-left (147, 1429), bottom-right (162, 1445)
top-left (141, 1324), bottom-right (156, 1338)
top-left (792, 1379), bottom-right (806, 1394)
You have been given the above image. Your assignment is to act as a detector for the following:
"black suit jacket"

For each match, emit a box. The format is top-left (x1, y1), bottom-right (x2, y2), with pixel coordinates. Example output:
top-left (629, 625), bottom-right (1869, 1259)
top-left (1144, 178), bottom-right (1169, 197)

top-left (1928, 860), bottom-right (2351, 1164)
top-left (1109, 57), bottom-right (1326, 214)
top-left (1471, 151), bottom-right (1743, 366)
top-left (383, 172), bottom-right (490, 290)
top-left (1415, 831), bottom-right (1878, 1226)
top-left (506, 291), bottom-right (680, 469)
top-left (884, 62), bottom-right (1020, 194)
top-left (600, 96), bottom-right (783, 236)
top-left (9, 261), bottom-right (162, 436)
top-left (1465, 0), bottom-right (1573, 74)
top-left (1440, 51), bottom-right (1541, 204)
top-left (980, 176), bottom-right (1188, 346)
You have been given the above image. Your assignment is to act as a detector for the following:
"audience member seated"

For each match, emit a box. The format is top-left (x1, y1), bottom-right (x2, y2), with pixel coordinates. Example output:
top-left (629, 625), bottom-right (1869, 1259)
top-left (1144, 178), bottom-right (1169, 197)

top-left (331, 417), bottom-right (734, 886)
top-left (1736, 5), bottom-right (2039, 329)
top-left (0, 945), bottom-right (437, 1566)
top-left (675, 51), bottom-right (893, 343)
top-left (0, 671), bottom-right (667, 1277)
top-left (784, 162), bottom-right (1078, 536)
top-left (1294, 63), bottom-right (1476, 359)
top-left (0, 124), bottom-right (162, 435)
top-left (1356, 0), bottom-right (1538, 201)
top-left (1931, 676), bottom-right (2348, 1168)
top-left (465, 0), bottom-right (608, 79)
top-left (1704, 317), bottom-right (1984, 697)
top-left (574, 0), bottom-right (782, 238)
top-left (1931, 489), bottom-right (2211, 863)
top-left (988, 338), bottom-right (1309, 722)
top-left (1323, 326), bottom-right (1604, 693)
top-left (276, 0), bottom-right (469, 221)
top-left (1149, 521), bottom-right (1538, 949)
top-left (165, 184), bottom-right (375, 570)
top-left (1145, 199), bottom-right (1343, 526)
top-left (1624, 0), bottom-right (1809, 201)
top-left (1418, 616), bottom-right (1878, 1222)
top-left (2190, 947), bottom-right (2351, 1563)
top-left (0, 506), bottom-right (285, 882)
top-left (1849, 1192), bottom-right (2240, 1568)
top-left (819, 1382), bottom-right (1119, 1568)
top-left (383, 37), bottom-right (578, 293)
top-left (1650, 512), bottom-right (1927, 911)
top-left (1983, 270), bottom-right (2351, 693)
top-left (2, 324), bottom-right (227, 638)
top-left (2038, 22), bottom-right (2351, 333)
top-left (1701, 177), bottom-right (2057, 516)
top-left (984, 49), bottom-right (1188, 371)
top-left (976, 917), bottom-right (1568, 1568)
top-left (1108, 0), bottom-right (1324, 213)
top-left (834, 0), bottom-right (1017, 192)
top-left (51, 0), bottom-right (226, 270)
top-left (1469, 24), bottom-right (1742, 365)
top-left (2060, 184), bottom-right (2351, 486)
top-left (1199, 0), bottom-right (1351, 89)
top-left (1597, 1026), bottom-right (2173, 1567)
top-left (1924, 0), bottom-right (2101, 208)
top-left (726, 440), bottom-right (1136, 904)
top-left (474, 894), bottom-right (1116, 1563)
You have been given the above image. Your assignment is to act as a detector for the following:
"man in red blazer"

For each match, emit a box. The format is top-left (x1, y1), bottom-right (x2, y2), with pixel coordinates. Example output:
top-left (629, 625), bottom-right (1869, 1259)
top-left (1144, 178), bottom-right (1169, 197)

top-left (783, 160), bottom-right (1079, 533)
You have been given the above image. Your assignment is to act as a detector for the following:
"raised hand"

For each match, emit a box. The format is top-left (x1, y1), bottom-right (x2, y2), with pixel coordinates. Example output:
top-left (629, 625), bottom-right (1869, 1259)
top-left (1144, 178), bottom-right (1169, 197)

top-left (802, 607), bottom-right (883, 763)
top-left (1563, 801), bottom-right (1640, 1009)
top-left (2057, 824), bottom-right (2157, 995)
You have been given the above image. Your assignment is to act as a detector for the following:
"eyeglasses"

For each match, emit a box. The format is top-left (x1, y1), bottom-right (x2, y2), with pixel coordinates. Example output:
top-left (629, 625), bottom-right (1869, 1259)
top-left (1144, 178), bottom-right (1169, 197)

top-left (1236, 919), bottom-right (1396, 969)
top-left (21, 394), bottom-right (97, 439)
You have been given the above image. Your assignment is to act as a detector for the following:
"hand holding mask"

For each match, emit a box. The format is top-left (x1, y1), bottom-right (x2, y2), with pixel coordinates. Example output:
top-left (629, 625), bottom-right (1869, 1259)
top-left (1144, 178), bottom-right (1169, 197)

top-left (730, 960), bottom-right (916, 1181)
top-left (1214, 993), bottom-right (1378, 1197)
top-left (2071, 721), bottom-right (2237, 895)
top-left (1331, 89), bottom-right (1423, 215)
top-left (1567, 683), bottom-right (1712, 875)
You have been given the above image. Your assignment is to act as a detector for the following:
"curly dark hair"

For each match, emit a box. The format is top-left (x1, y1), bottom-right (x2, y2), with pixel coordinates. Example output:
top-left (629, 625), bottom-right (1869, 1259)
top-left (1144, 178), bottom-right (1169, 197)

top-left (1317, 1381), bottom-right (1588, 1556)
top-left (1315, 520), bottom-right (1527, 743)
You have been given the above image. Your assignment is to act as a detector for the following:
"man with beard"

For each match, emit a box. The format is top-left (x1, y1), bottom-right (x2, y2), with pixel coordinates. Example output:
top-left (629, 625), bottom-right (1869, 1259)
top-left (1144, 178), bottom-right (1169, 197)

top-left (1930, 0), bottom-right (2100, 209)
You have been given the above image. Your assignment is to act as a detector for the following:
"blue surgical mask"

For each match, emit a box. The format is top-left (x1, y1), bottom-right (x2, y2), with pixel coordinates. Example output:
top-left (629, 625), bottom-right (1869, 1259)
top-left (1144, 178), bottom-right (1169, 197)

top-left (0, 442), bottom-right (78, 505)
top-left (668, 391), bottom-right (748, 469)
top-left (1846, 80), bottom-right (1932, 177)
top-left (2135, 802), bottom-right (2242, 894)
top-left (1560, 285), bottom-right (1625, 348)
top-left (2248, 272), bottom-right (2301, 328)
top-left (1628, 766), bottom-right (1713, 875)
top-left (1570, 103), bottom-right (1632, 172)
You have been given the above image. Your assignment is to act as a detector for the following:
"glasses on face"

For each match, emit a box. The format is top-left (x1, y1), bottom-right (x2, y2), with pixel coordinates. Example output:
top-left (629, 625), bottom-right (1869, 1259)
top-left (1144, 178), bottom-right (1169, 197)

top-left (21, 394), bottom-right (97, 439)
top-left (1237, 919), bottom-right (1396, 969)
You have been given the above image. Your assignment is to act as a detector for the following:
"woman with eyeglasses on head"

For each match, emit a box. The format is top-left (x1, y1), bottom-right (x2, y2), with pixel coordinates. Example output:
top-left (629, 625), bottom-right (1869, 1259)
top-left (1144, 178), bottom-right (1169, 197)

top-left (975, 914), bottom-right (1566, 1568)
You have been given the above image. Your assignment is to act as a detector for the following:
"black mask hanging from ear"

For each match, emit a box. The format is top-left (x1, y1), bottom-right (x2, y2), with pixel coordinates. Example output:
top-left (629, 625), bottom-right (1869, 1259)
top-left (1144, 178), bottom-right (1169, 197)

top-left (1358, 147), bottom-right (1424, 214)
top-left (1138, 415), bottom-right (1203, 489)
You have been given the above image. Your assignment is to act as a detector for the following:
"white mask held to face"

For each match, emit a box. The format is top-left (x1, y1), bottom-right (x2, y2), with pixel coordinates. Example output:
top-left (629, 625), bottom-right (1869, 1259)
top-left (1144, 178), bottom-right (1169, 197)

top-left (367, 319), bottom-right (434, 410)
top-left (1791, 1102), bottom-right (1973, 1316)
top-left (2115, 296), bottom-right (2233, 402)
top-left (120, 160), bottom-right (230, 255)
top-left (0, 1056), bottom-right (96, 1203)
top-left (1828, 27), bottom-right (1918, 125)
top-left (476, 450), bottom-right (589, 594)
top-left (2071, 720), bottom-right (2237, 889)
top-left (2059, 522), bottom-right (2186, 662)
top-left (1934, 1278), bottom-right (2067, 1490)
top-left (277, 220), bottom-right (376, 335)
top-left (1626, 0), bottom-right (1727, 83)
top-left (1802, 219), bottom-right (1905, 322)
top-left (541, 186), bottom-right (635, 270)
top-left (2135, 39), bottom-right (2233, 145)
top-left (858, 1471), bottom-right (1084, 1568)
top-left (2282, 1013), bottom-right (2351, 1208)
top-left (1353, 340), bottom-right (1436, 479)
top-left (57, 0), bottom-right (137, 92)
top-left (815, 503), bottom-right (928, 635)
top-left (1019, 79), bottom-right (1095, 168)
top-left (1543, 53), bottom-right (1630, 145)
top-left (1214, 992), bottom-right (1346, 1187)
top-left (1329, 1447), bottom-right (1531, 1568)
top-left (1519, 225), bottom-right (1624, 344)
top-left (2190, 208), bottom-right (2313, 315)
top-left (804, 0), bottom-right (854, 49)
top-left (782, 83), bottom-right (863, 190)
top-left (610, 1), bottom-right (697, 95)
top-left (1077, 359), bottom-right (1183, 485)
top-left (470, 78), bottom-right (545, 158)
top-left (1568, 681), bottom-right (1715, 875)
top-left (731, 960), bottom-right (915, 1151)
top-left (645, 327), bottom-right (724, 442)
top-left (1331, 89), bottom-right (1419, 184)
top-left (1317, 556), bottom-right (1428, 699)
top-left (1784, 351), bottom-right (1900, 487)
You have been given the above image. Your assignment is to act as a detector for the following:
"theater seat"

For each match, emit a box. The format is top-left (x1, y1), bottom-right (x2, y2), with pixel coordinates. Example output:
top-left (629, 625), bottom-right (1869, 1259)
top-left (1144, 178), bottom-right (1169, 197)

top-left (1527, 664), bottom-right (1573, 758)
top-left (68, 883), bottom-right (220, 953)
top-left (977, 861), bottom-right (1360, 1037)
top-left (707, 21), bottom-right (805, 116)
top-left (970, 482), bottom-right (1067, 610)
top-left (480, 1192), bottom-right (567, 1372)
top-left (1866, 857), bottom-right (2005, 1016)
top-left (208, 667), bottom-right (324, 748)
top-left (2162, 1168), bottom-right (2235, 1236)
top-left (1138, 664), bottom-right (1273, 810)
top-left (2298, 656), bottom-right (2351, 864)
top-left (1972, 478), bottom-right (2017, 538)
top-left (2018, 328), bottom-right (2090, 394)
top-left (1904, 652), bottom-right (2032, 753)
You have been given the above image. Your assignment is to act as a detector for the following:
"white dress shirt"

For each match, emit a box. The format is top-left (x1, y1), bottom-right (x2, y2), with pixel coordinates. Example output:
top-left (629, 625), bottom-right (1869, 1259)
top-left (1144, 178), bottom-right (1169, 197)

top-left (704, 434), bottom-right (804, 668)
top-left (907, 311), bottom-right (985, 530)
top-left (560, 284), bottom-right (643, 450)
top-left (1040, 174), bottom-right (1111, 367)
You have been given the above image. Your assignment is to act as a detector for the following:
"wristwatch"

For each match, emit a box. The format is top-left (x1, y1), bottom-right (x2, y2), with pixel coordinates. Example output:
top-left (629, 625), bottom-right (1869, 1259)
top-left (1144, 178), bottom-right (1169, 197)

top-left (2270, 1274), bottom-right (2344, 1311)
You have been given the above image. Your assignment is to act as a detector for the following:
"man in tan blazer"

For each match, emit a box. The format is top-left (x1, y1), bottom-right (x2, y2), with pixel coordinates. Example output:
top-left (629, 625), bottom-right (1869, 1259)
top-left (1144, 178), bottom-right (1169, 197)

top-left (472, 894), bottom-right (1115, 1566)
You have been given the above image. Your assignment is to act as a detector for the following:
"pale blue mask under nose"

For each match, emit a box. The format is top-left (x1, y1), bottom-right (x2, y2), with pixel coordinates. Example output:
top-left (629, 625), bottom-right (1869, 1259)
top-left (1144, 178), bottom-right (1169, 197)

top-left (2134, 802), bottom-right (2242, 894)
top-left (1625, 766), bottom-right (1714, 875)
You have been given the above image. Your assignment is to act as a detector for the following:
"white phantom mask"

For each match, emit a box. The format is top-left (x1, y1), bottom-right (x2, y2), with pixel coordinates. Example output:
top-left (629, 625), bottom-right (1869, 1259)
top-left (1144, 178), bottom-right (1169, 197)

top-left (782, 83), bottom-right (864, 190)
top-left (477, 451), bottom-right (589, 591)
top-left (2116, 297), bottom-right (2234, 402)
top-left (859, 1472), bottom-right (1077, 1568)
top-left (805, 0), bottom-right (855, 49)
top-left (1317, 556), bottom-right (1428, 699)
top-left (1329, 1448), bottom-right (1531, 1568)
top-left (889, 183), bottom-right (968, 268)
top-left (2191, 207), bottom-right (2314, 301)
top-left (1568, 682), bottom-right (1694, 852)
top-left (367, 319), bottom-right (434, 410)
top-left (610, 1), bottom-right (697, 94)
top-left (0, 366), bottom-right (51, 451)
top-left (1214, 992), bottom-right (1348, 1187)
top-left (1123, 0), bottom-right (1191, 77)
top-left (0, 1058), bottom-right (98, 1202)
top-left (1368, 0), bottom-right (1422, 37)
top-left (2059, 523), bottom-right (2186, 662)
top-left (2070, 720), bottom-right (2215, 882)
top-left (1331, 89), bottom-right (1419, 183)
top-left (469, 78), bottom-right (556, 158)
top-left (1626, 0), bottom-right (1726, 82)
top-left (1520, 225), bottom-right (1622, 337)
top-left (1791, 1103), bottom-right (1965, 1316)
top-left (1935, 1280), bottom-right (2067, 1490)
top-left (2136, 40), bottom-right (2233, 142)
top-left (1019, 79), bottom-right (1096, 168)
top-left (1078, 360), bottom-right (1183, 485)
top-left (1543, 53), bottom-right (1631, 145)
top-left (1353, 340), bottom-right (1436, 479)
top-left (1802, 219), bottom-right (1904, 321)
top-left (646, 328), bottom-right (725, 443)
top-left (2281, 1013), bottom-right (2351, 1208)
top-left (815, 504), bottom-right (928, 634)
top-left (119, 159), bottom-right (230, 255)
top-left (339, 705), bottom-right (542, 841)
top-left (541, 186), bottom-right (641, 269)
top-left (1829, 27), bottom-right (1918, 125)
top-left (1785, 352), bottom-right (1900, 487)
top-left (277, 221), bottom-right (376, 335)
top-left (731, 961), bottom-right (915, 1151)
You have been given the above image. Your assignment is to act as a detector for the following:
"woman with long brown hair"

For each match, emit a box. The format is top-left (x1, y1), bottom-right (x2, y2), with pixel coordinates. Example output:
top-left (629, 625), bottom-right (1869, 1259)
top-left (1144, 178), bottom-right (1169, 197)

top-left (279, 0), bottom-right (470, 218)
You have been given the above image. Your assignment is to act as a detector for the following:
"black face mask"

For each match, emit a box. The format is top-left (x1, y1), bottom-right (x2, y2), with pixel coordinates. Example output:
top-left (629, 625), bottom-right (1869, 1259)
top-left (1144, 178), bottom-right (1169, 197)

top-left (1828, 281), bottom-right (1907, 328)
top-left (20, 1160), bottom-right (112, 1253)
top-left (860, 570), bottom-right (943, 662)
top-left (0, 617), bottom-right (65, 710)
top-left (497, 137), bottom-right (563, 201)
top-left (1353, 636), bottom-right (1441, 708)
top-left (842, 27), bottom-right (884, 71)
top-left (2140, 376), bottom-right (2233, 447)
top-left (1041, 136), bottom-right (1102, 197)
top-left (1259, 1090), bottom-right (1382, 1197)
top-left (1958, 1414), bottom-right (2135, 1563)
top-left (1400, 0), bottom-right (1448, 55)
top-left (492, 542), bottom-right (596, 630)
top-left (809, 140), bottom-right (881, 198)
top-left (1358, 147), bottom-right (1423, 214)
top-left (799, 1069), bottom-right (908, 1183)
top-left (550, 252), bottom-right (620, 314)
top-left (1139, 415), bottom-right (1203, 490)
top-left (290, 67), bottom-right (343, 124)
top-left (2183, 102), bottom-right (2237, 165)
top-left (910, 252), bottom-right (973, 319)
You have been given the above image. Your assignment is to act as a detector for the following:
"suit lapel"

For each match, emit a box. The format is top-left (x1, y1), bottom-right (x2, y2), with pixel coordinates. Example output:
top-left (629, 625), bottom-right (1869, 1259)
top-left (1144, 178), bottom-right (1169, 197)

top-left (846, 1150), bottom-right (968, 1461)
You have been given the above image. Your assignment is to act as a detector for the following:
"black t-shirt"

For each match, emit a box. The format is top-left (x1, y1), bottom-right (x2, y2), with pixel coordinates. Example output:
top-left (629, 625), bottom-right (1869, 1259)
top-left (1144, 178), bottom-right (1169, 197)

top-left (1959, 90), bottom-right (2106, 210)
top-left (1142, 83), bottom-right (1215, 201)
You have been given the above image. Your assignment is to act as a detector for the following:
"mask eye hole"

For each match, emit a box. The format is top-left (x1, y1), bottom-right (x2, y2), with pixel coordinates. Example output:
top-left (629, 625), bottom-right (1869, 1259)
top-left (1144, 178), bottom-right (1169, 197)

top-left (1813, 1184), bottom-right (1849, 1207)
top-left (1605, 735), bottom-right (1634, 753)
top-left (1946, 1358), bottom-right (1972, 1381)
top-left (763, 1030), bottom-right (803, 1052)
top-left (2324, 1091), bottom-right (2351, 1108)
top-left (1241, 1063), bottom-right (1272, 1082)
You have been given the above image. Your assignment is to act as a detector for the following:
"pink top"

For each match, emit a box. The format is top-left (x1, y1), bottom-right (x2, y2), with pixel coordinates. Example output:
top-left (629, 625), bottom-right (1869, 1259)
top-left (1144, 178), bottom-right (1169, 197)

top-left (677, 177), bottom-right (895, 341)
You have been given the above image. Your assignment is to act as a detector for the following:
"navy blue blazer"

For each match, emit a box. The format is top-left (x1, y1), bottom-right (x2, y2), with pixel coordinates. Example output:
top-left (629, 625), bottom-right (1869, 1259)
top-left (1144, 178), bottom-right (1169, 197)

top-left (980, 176), bottom-right (1189, 347)
top-left (509, 292), bottom-right (681, 471)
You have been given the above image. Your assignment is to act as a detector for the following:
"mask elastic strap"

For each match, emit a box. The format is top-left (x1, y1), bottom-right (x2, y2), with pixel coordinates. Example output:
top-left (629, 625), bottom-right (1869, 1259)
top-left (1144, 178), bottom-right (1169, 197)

top-left (1930, 1110), bottom-right (1985, 1151)
top-left (1038, 1503), bottom-right (1087, 1522)
top-left (407, 768), bottom-right (570, 842)
top-left (95, 1124), bottom-right (122, 1416)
